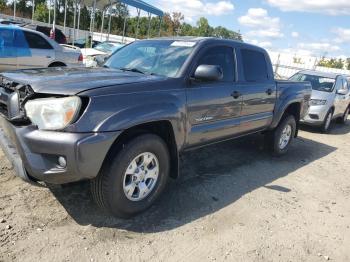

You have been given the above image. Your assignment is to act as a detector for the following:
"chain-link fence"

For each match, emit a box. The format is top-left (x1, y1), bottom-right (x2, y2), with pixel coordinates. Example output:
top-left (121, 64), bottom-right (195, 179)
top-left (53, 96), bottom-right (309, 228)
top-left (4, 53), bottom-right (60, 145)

top-left (269, 51), bottom-right (350, 80)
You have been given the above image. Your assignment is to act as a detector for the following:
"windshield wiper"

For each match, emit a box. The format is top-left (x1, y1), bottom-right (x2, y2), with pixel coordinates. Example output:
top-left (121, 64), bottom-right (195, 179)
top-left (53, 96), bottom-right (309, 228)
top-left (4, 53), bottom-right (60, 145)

top-left (119, 67), bottom-right (145, 74)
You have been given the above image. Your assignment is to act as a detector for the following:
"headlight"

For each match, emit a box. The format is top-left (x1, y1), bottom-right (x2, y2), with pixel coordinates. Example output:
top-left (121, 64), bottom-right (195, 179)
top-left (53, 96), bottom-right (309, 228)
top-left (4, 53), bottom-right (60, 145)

top-left (310, 99), bottom-right (327, 106)
top-left (25, 96), bottom-right (81, 130)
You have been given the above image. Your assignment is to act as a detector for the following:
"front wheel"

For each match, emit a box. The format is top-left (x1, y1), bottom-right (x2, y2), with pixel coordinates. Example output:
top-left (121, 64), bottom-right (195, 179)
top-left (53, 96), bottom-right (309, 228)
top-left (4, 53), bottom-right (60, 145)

top-left (267, 115), bottom-right (296, 156)
top-left (320, 110), bottom-right (333, 133)
top-left (339, 107), bottom-right (349, 124)
top-left (91, 134), bottom-right (170, 218)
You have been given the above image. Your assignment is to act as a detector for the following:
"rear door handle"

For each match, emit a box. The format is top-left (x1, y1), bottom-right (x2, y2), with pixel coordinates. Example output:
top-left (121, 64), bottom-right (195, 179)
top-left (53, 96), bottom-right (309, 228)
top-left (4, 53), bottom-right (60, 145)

top-left (231, 91), bottom-right (241, 99)
top-left (266, 88), bottom-right (273, 95)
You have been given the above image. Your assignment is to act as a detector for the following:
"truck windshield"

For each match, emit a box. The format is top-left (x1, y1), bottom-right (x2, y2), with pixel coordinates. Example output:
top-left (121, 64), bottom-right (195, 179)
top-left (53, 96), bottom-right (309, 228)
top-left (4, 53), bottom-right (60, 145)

top-left (290, 73), bottom-right (335, 92)
top-left (104, 40), bottom-right (195, 77)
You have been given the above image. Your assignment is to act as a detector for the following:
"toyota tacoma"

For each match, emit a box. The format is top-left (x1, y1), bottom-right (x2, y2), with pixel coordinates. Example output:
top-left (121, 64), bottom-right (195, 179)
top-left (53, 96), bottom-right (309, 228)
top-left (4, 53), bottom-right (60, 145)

top-left (0, 38), bottom-right (311, 217)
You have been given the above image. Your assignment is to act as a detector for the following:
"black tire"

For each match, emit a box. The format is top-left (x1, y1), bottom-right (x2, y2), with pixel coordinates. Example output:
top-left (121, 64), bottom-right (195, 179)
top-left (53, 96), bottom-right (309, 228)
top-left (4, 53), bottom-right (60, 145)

top-left (320, 110), bottom-right (333, 133)
top-left (339, 106), bottom-right (349, 124)
top-left (91, 134), bottom-right (170, 218)
top-left (267, 115), bottom-right (296, 156)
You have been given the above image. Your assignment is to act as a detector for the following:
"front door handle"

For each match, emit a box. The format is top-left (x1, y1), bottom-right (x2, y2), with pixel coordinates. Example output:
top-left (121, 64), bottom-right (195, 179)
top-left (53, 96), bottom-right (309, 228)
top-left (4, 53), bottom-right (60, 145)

top-left (266, 88), bottom-right (273, 95)
top-left (231, 91), bottom-right (241, 99)
top-left (46, 56), bottom-right (51, 58)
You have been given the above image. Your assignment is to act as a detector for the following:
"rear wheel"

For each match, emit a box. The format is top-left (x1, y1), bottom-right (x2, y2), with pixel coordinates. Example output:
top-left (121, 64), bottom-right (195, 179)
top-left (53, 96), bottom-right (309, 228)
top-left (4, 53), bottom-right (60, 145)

top-left (91, 134), bottom-right (170, 218)
top-left (320, 110), bottom-right (333, 133)
top-left (267, 115), bottom-right (296, 156)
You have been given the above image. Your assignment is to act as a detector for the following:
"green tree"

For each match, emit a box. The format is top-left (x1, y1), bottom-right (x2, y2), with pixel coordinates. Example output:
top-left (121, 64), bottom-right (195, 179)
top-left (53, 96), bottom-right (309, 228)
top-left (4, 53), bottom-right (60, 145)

top-left (33, 3), bottom-right (49, 22)
top-left (346, 58), bottom-right (350, 70)
top-left (197, 17), bottom-right (211, 36)
top-left (0, 0), bottom-right (6, 12)
top-left (318, 57), bottom-right (345, 69)
top-left (181, 22), bottom-right (196, 36)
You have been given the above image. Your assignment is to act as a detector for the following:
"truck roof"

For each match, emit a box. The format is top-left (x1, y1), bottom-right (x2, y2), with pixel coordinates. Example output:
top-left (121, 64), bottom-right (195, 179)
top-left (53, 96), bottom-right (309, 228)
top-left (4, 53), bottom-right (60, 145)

top-left (143, 36), bottom-right (266, 52)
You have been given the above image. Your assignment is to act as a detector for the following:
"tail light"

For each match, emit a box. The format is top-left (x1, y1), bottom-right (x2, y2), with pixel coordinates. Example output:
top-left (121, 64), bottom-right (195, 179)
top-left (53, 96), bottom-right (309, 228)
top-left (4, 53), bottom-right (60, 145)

top-left (78, 54), bottom-right (83, 62)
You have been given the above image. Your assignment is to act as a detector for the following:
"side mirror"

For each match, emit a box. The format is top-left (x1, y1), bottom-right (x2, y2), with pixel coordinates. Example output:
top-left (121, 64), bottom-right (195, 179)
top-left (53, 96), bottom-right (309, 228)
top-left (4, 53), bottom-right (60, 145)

top-left (336, 89), bottom-right (348, 95)
top-left (193, 65), bottom-right (223, 82)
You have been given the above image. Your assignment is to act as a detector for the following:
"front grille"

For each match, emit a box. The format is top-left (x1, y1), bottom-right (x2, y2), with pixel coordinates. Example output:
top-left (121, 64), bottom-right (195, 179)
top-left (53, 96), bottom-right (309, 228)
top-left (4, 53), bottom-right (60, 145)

top-left (0, 77), bottom-right (34, 121)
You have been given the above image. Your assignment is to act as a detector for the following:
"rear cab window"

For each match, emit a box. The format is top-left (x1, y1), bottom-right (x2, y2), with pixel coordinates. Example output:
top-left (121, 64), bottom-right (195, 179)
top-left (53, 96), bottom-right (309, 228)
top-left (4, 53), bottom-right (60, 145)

top-left (241, 49), bottom-right (269, 82)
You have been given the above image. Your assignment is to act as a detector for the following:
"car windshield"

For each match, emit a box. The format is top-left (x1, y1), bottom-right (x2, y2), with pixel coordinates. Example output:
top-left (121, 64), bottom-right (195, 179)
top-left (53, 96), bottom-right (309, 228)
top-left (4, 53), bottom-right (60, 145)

top-left (104, 40), bottom-right (195, 77)
top-left (290, 73), bottom-right (336, 92)
top-left (95, 42), bottom-right (122, 53)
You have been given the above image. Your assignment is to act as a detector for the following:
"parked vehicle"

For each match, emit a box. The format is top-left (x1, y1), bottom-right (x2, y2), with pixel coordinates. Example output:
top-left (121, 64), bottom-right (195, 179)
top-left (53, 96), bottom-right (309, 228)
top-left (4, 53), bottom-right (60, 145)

top-left (0, 38), bottom-right (311, 218)
top-left (289, 70), bottom-right (350, 132)
top-left (23, 24), bottom-right (67, 44)
top-left (0, 26), bottom-right (83, 71)
top-left (0, 19), bottom-right (25, 26)
top-left (81, 41), bottom-right (124, 67)
top-left (67, 38), bottom-right (101, 49)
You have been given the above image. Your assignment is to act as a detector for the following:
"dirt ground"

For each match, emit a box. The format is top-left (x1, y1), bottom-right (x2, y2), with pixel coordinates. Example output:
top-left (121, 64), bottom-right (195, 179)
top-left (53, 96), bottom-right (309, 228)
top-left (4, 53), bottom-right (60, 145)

top-left (1, 121), bottom-right (350, 262)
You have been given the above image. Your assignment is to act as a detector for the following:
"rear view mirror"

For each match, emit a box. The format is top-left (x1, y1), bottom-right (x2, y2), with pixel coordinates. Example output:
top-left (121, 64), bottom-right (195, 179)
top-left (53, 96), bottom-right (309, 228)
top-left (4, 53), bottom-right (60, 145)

top-left (194, 65), bottom-right (223, 81)
top-left (337, 89), bottom-right (348, 95)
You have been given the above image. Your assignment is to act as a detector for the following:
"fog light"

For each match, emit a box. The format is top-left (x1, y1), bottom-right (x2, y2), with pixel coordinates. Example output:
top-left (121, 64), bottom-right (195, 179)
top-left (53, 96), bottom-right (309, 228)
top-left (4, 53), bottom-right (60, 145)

top-left (58, 156), bottom-right (67, 168)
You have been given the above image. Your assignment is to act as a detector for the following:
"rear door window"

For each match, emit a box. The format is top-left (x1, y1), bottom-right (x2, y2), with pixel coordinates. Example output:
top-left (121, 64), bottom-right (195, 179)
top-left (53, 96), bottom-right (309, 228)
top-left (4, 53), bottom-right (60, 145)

top-left (241, 49), bottom-right (269, 82)
top-left (23, 31), bottom-right (53, 49)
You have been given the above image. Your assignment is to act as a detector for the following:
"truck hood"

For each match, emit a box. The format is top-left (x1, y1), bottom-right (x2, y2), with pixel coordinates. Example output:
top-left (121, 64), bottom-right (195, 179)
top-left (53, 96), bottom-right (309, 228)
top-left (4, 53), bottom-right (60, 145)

top-left (1, 67), bottom-right (166, 95)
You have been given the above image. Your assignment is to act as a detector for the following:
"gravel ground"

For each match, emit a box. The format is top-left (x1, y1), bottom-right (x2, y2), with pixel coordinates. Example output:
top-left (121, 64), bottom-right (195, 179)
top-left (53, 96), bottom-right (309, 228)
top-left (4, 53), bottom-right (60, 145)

top-left (0, 121), bottom-right (350, 262)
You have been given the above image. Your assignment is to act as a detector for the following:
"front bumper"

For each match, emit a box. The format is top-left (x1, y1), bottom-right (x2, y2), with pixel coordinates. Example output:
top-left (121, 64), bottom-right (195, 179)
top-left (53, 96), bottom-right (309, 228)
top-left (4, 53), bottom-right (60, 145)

top-left (300, 104), bottom-right (330, 126)
top-left (0, 116), bottom-right (120, 184)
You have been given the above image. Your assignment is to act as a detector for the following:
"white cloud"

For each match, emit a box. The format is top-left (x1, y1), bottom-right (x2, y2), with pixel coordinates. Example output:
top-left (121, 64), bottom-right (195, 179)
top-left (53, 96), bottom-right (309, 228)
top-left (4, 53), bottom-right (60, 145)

top-left (291, 31), bottom-right (299, 38)
top-left (238, 8), bottom-right (283, 39)
top-left (247, 39), bottom-right (272, 48)
top-left (205, 1), bottom-right (235, 16)
top-left (277, 48), bottom-right (314, 57)
top-left (157, 0), bottom-right (234, 22)
top-left (247, 28), bottom-right (283, 39)
top-left (332, 27), bottom-right (350, 43)
top-left (291, 42), bottom-right (342, 57)
top-left (266, 0), bottom-right (350, 15)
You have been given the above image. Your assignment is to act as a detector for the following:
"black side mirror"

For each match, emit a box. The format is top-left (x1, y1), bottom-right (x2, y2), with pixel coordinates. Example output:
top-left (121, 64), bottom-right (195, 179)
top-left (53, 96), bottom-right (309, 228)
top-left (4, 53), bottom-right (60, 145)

top-left (193, 65), bottom-right (223, 82)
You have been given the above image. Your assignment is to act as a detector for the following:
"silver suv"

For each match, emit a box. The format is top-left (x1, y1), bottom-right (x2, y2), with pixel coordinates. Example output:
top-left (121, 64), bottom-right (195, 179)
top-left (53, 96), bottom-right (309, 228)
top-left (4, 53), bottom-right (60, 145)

top-left (290, 70), bottom-right (350, 132)
top-left (0, 25), bottom-right (83, 71)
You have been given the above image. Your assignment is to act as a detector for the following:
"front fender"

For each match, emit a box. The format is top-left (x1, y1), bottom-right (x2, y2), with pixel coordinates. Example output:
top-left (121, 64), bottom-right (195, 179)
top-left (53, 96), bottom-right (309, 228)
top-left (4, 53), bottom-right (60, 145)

top-left (71, 89), bottom-right (187, 151)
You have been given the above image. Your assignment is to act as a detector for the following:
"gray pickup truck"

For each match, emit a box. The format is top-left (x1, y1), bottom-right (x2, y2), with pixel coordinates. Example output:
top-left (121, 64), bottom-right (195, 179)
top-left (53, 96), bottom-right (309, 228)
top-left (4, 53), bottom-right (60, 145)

top-left (0, 37), bottom-right (311, 217)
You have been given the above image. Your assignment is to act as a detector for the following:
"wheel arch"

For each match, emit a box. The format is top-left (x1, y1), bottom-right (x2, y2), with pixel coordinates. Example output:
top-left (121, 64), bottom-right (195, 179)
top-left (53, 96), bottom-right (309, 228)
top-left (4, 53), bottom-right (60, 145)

top-left (48, 61), bottom-right (66, 67)
top-left (271, 101), bottom-right (301, 137)
top-left (102, 120), bottom-right (179, 179)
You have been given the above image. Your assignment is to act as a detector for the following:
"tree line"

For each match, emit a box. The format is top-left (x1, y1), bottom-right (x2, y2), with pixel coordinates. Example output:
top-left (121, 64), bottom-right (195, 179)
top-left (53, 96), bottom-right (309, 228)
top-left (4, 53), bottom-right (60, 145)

top-left (0, 0), bottom-right (242, 40)
top-left (317, 57), bottom-right (350, 70)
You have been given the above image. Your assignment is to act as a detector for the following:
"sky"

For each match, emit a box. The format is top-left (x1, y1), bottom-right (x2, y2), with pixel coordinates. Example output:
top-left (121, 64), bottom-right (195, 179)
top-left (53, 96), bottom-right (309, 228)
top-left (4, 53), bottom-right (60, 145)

top-left (143, 0), bottom-right (350, 58)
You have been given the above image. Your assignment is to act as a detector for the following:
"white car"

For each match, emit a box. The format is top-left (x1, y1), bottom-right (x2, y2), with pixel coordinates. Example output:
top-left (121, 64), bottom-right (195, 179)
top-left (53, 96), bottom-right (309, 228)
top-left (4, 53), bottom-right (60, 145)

top-left (81, 41), bottom-right (124, 67)
top-left (290, 70), bottom-right (350, 132)
top-left (0, 25), bottom-right (83, 71)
